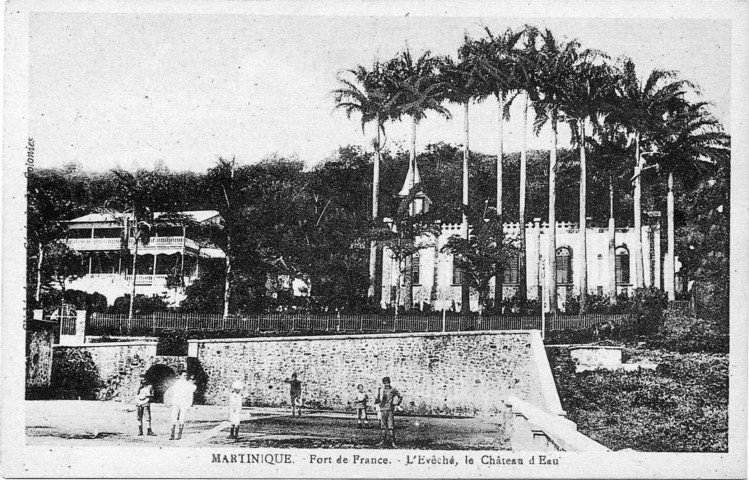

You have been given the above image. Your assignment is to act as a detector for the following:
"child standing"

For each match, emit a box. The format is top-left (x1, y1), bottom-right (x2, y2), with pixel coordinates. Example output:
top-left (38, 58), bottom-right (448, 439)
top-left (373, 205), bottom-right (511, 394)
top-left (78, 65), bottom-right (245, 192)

top-left (228, 380), bottom-right (244, 440)
top-left (283, 373), bottom-right (302, 417)
top-left (353, 384), bottom-right (369, 428)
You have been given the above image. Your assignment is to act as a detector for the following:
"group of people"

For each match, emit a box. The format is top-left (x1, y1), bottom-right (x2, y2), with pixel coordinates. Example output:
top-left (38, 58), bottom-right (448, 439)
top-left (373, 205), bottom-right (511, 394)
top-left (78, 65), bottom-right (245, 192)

top-left (283, 374), bottom-right (404, 447)
top-left (135, 370), bottom-right (196, 441)
top-left (135, 371), bottom-right (404, 447)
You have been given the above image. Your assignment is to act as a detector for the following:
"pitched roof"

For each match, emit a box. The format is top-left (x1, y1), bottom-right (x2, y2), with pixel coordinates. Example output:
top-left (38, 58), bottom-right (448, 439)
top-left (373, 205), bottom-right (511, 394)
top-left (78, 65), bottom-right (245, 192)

top-left (68, 210), bottom-right (221, 224)
top-left (398, 158), bottom-right (422, 197)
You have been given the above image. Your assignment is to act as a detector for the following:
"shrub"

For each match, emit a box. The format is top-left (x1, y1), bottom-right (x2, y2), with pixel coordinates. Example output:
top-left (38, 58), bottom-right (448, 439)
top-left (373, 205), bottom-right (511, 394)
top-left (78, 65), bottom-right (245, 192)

top-left (547, 346), bottom-right (728, 452)
top-left (109, 294), bottom-right (170, 315)
top-left (648, 313), bottom-right (728, 354)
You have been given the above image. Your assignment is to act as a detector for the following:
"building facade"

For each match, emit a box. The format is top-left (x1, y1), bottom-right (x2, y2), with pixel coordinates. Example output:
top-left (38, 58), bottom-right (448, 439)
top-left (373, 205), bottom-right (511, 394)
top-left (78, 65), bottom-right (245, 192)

top-left (64, 210), bottom-right (224, 305)
top-left (381, 218), bottom-right (661, 312)
top-left (381, 157), bottom-right (663, 312)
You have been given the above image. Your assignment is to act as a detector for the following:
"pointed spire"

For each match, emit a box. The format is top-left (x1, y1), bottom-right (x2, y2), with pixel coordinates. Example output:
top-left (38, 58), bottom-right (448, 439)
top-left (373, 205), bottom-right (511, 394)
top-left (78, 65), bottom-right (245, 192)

top-left (398, 157), bottom-right (421, 197)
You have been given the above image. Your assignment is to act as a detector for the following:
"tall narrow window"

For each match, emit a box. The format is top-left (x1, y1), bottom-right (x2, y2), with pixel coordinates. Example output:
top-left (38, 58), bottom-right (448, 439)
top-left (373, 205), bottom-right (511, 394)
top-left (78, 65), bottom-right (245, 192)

top-left (412, 253), bottom-right (421, 285)
top-left (452, 260), bottom-right (464, 285)
top-left (615, 246), bottom-right (630, 284)
top-left (503, 254), bottom-right (519, 284)
top-left (556, 247), bottom-right (572, 284)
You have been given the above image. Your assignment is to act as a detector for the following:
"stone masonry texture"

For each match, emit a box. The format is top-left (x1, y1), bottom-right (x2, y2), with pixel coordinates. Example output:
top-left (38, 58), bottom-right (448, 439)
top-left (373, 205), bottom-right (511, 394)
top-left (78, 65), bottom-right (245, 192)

top-left (193, 332), bottom-right (539, 416)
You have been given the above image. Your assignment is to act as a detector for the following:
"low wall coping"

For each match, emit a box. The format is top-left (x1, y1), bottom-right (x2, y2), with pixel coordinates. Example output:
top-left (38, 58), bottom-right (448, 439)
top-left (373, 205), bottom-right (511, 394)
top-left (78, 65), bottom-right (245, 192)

top-left (53, 341), bottom-right (158, 348)
top-left (187, 329), bottom-right (536, 345)
top-left (568, 345), bottom-right (623, 352)
top-left (505, 395), bottom-right (610, 452)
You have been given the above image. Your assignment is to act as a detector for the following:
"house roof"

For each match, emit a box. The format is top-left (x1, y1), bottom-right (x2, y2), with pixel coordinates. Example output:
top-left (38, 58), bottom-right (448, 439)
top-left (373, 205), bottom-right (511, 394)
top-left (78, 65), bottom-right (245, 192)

top-left (68, 210), bottom-right (221, 224)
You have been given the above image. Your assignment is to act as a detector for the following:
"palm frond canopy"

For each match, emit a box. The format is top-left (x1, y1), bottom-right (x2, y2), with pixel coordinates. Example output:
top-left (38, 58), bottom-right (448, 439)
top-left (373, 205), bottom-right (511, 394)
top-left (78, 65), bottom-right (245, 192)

top-left (609, 58), bottom-right (698, 149)
top-left (384, 49), bottom-right (452, 123)
top-left (656, 102), bottom-right (730, 183)
top-left (331, 61), bottom-right (403, 133)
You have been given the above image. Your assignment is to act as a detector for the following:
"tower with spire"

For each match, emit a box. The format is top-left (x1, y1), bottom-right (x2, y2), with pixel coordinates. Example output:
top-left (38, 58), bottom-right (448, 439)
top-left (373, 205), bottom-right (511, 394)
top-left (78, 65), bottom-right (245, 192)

top-left (398, 153), bottom-right (431, 216)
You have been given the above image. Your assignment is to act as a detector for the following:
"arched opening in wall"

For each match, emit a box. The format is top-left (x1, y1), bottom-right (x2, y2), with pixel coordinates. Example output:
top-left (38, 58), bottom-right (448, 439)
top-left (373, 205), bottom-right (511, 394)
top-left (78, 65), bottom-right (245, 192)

top-left (144, 364), bottom-right (176, 403)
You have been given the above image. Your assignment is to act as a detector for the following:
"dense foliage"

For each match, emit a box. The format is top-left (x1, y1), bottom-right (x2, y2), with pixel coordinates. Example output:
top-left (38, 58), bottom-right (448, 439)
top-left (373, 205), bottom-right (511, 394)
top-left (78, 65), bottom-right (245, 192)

top-left (548, 345), bottom-right (728, 452)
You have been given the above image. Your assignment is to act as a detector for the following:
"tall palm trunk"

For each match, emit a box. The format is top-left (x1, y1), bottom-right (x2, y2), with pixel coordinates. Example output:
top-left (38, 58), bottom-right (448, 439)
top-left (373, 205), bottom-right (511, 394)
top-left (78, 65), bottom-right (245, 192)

top-left (666, 171), bottom-right (675, 301)
top-left (494, 93), bottom-right (505, 308)
top-left (633, 134), bottom-right (645, 288)
top-left (368, 125), bottom-right (382, 303)
top-left (608, 175), bottom-right (617, 305)
top-left (223, 235), bottom-right (232, 317)
top-left (403, 117), bottom-right (417, 310)
top-left (128, 222), bottom-right (138, 321)
top-left (548, 116), bottom-right (558, 314)
top-left (579, 121), bottom-right (588, 314)
top-left (518, 94), bottom-right (528, 304)
top-left (35, 244), bottom-right (44, 304)
top-left (461, 101), bottom-right (470, 315)
top-left (394, 256), bottom-right (403, 317)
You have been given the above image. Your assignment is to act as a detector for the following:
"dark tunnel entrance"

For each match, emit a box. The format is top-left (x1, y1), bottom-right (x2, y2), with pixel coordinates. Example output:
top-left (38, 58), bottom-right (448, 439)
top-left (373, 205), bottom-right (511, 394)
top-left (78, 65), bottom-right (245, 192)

top-left (144, 364), bottom-right (176, 403)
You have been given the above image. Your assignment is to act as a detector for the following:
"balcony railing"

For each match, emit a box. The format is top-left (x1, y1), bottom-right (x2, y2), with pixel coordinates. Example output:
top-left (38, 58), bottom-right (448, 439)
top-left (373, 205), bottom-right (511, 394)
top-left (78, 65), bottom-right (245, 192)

top-left (75, 273), bottom-right (196, 287)
top-left (65, 238), bottom-right (123, 250)
top-left (67, 236), bottom-right (200, 252)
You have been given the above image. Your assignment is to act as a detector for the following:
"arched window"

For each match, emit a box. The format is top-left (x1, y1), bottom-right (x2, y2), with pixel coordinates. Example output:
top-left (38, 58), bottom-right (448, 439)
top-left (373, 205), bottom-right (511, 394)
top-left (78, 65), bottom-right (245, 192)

top-left (503, 254), bottom-right (520, 284)
top-left (452, 260), bottom-right (464, 285)
top-left (411, 252), bottom-right (421, 285)
top-left (615, 246), bottom-right (630, 284)
top-left (556, 247), bottom-right (573, 284)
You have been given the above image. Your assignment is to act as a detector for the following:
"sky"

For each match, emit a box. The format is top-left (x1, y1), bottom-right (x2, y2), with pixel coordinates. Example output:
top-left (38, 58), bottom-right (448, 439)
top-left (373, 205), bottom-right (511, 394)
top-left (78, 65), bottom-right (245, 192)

top-left (29, 13), bottom-right (731, 172)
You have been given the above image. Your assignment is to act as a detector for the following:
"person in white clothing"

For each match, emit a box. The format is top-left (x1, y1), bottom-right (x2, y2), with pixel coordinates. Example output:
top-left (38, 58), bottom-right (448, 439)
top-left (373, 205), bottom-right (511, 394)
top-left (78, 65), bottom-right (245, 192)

top-left (165, 371), bottom-right (196, 441)
top-left (227, 380), bottom-right (245, 440)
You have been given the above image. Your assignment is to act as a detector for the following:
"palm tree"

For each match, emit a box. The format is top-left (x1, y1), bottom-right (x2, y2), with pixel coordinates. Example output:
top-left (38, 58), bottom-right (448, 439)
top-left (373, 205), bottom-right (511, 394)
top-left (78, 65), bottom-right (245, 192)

top-left (655, 102), bottom-right (729, 301)
top-left (385, 49), bottom-right (451, 311)
top-left (332, 61), bottom-right (400, 305)
top-left (611, 59), bottom-right (695, 289)
top-left (474, 26), bottom-right (524, 307)
top-left (588, 128), bottom-right (632, 304)
top-left (509, 25), bottom-right (545, 305)
top-left (442, 38), bottom-right (492, 314)
top-left (558, 50), bottom-right (617, 313)
top-left (530, 29), bottom-right (580, 314)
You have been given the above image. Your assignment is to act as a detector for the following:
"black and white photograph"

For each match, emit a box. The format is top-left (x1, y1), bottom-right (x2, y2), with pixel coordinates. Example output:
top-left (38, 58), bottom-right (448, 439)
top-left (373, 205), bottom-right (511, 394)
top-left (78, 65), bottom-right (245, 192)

top-left (2, 1), bottom-right (746, 478)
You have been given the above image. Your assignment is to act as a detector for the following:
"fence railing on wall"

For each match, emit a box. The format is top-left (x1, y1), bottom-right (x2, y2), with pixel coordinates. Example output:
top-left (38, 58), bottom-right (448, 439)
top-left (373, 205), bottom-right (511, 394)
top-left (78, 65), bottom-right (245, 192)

top-left (90, 311), bottom-right (636, 335)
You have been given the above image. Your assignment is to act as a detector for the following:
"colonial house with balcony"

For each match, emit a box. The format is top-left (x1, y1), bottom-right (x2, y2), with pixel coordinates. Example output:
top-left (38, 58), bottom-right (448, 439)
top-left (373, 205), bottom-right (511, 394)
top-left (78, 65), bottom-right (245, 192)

top-left (381, 160), bottom-right (663, 313)
top-left (64, 210), bottom-right (224, 305)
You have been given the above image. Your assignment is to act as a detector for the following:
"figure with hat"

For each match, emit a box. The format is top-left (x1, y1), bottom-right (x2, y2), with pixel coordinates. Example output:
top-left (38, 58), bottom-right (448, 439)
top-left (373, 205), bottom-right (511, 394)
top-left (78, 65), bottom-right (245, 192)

top-left (227, 380), bottom-right (246, 440)
top-left (375, 376), bottom-right (403, 447)
top-left (135, 372), bottom-right (156, 437)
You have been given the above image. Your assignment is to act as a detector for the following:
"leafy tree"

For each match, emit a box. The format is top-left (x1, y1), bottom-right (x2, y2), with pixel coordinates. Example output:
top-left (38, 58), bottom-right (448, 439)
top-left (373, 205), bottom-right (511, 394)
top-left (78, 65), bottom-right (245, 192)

top-left (656, 102), bottom-right (730, 303)
top-left (101, 168), bottom-right (171, 319)
top-left (371, 188), bottom-right (440, 315)
top-left (441, 211), bottom-right (519, 313)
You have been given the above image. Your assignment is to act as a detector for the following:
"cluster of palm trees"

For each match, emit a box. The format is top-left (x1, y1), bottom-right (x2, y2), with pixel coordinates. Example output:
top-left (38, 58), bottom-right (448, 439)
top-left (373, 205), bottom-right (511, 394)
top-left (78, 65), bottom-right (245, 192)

top-left (333, 25), bottom-right (729, 314)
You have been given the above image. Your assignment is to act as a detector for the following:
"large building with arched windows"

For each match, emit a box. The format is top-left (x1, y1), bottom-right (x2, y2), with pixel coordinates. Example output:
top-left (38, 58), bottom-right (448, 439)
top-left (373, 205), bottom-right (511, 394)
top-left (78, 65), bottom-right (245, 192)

top-left (381, 158), bottom-right (664, 312)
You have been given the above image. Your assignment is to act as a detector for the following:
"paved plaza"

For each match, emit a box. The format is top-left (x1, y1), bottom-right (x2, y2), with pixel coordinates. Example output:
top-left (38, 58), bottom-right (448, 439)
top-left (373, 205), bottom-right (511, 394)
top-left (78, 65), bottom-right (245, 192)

top-left (26, 401), bottom-right (508, 450)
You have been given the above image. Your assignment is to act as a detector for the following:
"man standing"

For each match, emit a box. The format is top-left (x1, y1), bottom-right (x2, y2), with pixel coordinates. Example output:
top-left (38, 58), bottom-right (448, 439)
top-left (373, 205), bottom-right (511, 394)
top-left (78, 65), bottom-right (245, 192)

top-left (375, 377), bottom-right (403, 447)
top-left (283, 372), bottom-right (302, 417)
top-left (135, 373), bottom-right (156, 436)
top-left (166, 370), bottom-right (196, 441)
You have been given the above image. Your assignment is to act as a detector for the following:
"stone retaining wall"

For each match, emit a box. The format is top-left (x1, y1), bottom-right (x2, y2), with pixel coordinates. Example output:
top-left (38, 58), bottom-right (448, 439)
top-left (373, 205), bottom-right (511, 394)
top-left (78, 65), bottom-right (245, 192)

top-left (26, 320), bottom-right (55, 395)
top-left (52, 342), bottom-right (159, 401)
top-left (190, 330), bottom-right (563, 416)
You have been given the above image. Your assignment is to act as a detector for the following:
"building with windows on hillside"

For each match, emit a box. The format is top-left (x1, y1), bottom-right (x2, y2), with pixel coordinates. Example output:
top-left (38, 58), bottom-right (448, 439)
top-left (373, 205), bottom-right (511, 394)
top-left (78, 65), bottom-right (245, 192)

top-left (381, 158), bottom-right (665, 313)
top-left (63, 210), bottom-right (224, 305)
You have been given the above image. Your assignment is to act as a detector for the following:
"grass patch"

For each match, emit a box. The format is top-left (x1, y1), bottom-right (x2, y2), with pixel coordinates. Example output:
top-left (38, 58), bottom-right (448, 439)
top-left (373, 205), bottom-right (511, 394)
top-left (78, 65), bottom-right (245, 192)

top-left (548, 346), bottom-right (728, 452)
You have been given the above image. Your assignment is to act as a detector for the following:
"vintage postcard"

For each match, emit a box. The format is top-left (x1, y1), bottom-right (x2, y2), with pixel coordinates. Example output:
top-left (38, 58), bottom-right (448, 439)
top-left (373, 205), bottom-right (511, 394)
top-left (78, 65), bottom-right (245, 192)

top-left (1, 0), bottom-right (747, 478)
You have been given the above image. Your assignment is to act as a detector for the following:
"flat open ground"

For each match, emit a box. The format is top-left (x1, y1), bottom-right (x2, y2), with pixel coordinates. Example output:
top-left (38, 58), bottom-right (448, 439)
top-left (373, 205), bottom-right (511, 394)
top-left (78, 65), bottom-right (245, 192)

top-left (26, 401), bottom-right (508, 450)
